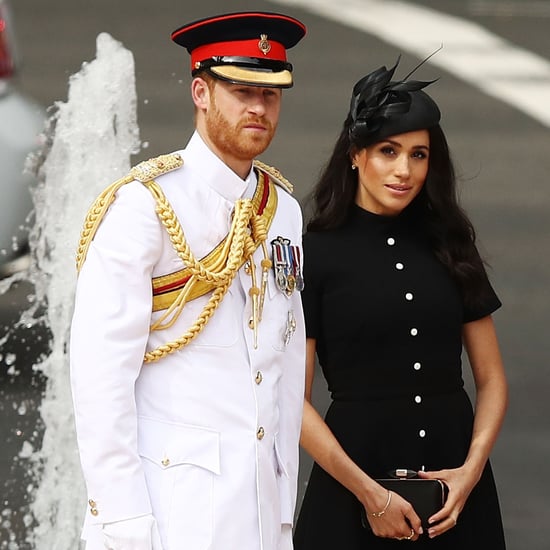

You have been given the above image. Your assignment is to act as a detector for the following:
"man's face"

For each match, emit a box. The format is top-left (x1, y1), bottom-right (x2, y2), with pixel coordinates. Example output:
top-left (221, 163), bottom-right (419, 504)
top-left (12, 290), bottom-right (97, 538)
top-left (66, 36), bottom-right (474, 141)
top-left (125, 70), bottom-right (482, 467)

top-left (203, 79), bottom-right (282, 164)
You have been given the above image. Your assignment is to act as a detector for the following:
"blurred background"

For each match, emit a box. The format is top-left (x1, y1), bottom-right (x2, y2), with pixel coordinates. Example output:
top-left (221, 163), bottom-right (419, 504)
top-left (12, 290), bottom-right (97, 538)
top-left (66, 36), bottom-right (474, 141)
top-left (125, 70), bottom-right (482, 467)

top-left (1, 0), bottom-right (549, 548)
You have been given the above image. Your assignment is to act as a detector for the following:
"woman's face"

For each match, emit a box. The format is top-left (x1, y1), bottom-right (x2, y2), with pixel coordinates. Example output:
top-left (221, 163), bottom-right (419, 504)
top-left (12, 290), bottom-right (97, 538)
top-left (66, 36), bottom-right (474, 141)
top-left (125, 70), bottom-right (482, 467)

top-left (353, 129), bottom-right (430, 216)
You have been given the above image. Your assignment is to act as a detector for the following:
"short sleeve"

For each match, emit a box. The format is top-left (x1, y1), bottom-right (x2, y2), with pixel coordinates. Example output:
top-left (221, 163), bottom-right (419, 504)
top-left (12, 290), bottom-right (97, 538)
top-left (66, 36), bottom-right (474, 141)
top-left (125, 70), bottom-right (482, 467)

top-left (463, 268), bottom-right (502, 323)
top-left (301, 232), bottom-right (323, 339)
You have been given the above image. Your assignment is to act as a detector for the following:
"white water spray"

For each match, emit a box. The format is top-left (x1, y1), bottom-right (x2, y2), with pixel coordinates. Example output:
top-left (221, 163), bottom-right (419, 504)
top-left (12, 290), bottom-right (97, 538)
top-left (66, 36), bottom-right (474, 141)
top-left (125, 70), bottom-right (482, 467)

top-left (2, 33), bottom-right (141, 549)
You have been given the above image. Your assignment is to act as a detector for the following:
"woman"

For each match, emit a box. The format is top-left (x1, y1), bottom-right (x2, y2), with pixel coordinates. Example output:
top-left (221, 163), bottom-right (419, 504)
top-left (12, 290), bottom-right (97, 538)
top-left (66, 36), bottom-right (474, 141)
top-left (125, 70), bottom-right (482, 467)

top-left (293, 61), bottom-right (508, 548)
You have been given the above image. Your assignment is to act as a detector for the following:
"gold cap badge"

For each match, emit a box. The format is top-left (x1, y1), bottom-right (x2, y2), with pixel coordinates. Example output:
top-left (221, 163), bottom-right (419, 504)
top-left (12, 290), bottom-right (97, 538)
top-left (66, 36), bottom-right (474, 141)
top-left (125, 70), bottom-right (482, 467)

top-left (258, 34), bottom-right (271, 55)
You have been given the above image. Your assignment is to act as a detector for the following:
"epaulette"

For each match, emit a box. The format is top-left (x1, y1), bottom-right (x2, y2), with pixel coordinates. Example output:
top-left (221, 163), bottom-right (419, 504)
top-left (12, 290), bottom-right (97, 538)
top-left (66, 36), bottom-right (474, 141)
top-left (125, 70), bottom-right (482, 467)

top-left (253, 159), bottom-right (293, 194)
top-left (130, 152), bottom-right (184, 183)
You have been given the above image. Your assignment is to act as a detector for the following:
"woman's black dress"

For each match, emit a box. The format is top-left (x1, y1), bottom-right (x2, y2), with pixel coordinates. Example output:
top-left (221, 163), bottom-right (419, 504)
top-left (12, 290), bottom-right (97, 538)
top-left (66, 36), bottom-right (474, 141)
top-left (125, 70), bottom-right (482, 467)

top-left (293, 205), bottom-right (506, 549)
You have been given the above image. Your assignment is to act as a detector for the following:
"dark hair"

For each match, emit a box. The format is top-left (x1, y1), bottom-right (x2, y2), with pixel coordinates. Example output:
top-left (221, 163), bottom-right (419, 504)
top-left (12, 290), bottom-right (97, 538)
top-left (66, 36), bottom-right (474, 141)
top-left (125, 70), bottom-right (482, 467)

top-left (305, 116), bottom-right (490, 309)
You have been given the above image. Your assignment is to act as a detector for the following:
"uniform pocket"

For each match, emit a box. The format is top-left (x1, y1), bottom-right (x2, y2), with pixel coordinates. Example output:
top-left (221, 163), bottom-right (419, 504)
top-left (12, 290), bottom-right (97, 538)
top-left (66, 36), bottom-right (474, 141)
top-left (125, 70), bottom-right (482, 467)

top-left (138, 417), bottom-right (220, 549)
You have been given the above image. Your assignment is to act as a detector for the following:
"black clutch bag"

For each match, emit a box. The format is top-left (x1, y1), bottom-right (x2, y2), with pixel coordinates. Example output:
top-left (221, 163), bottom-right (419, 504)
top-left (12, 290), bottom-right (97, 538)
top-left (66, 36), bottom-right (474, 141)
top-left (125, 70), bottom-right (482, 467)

top-left (360, 470), bottom-right (448, 530)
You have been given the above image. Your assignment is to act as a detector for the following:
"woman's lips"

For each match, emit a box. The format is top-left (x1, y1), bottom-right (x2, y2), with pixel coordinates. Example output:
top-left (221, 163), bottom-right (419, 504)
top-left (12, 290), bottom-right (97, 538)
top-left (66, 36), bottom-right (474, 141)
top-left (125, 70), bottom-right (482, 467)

top-left (385, 183), bottom-right (412, 193)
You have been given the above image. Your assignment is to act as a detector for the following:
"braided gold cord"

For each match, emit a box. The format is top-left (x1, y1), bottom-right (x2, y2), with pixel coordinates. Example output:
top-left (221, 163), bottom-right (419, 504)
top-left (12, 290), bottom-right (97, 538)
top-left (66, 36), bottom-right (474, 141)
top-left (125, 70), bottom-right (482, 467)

top-left (146, 181), bottom-right (252, 285)
top-left (143, 180), bottom-right (266, 362)
top-left (144, 283), bottom-right (232, 363)
top-left (75, 176), bottom-right (133, 273)
top-left (75, 170), bottom-right (272, 364)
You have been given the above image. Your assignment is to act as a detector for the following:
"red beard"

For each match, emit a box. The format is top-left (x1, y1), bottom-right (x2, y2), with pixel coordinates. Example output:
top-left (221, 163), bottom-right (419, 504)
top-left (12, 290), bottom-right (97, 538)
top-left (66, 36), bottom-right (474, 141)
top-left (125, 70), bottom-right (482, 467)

top-left (205, 104), bottom-right (276, 162)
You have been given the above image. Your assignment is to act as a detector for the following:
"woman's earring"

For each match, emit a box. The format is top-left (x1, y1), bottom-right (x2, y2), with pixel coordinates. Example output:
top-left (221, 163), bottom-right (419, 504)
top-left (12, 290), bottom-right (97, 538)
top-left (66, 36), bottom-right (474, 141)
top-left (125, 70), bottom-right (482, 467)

top-left (351, 163), bottom-right (357, 170)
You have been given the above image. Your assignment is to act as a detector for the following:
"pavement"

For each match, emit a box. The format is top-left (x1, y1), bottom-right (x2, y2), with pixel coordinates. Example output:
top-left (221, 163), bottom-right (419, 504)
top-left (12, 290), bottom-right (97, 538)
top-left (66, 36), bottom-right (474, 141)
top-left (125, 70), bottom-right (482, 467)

top-left (1, 0), bottom-right (549, 548)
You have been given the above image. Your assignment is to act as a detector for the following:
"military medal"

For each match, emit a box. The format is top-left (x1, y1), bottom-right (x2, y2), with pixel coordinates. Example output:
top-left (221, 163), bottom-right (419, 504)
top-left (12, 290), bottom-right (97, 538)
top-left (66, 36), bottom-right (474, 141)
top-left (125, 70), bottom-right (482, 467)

top-left (290, 245), bottom-right (304, 291)
top-left (271, 236), bottom-right (304, 296)
top-left (271, 236), bottom-right (291, 294)
top-left (282, 241), bottom-right (296, 294)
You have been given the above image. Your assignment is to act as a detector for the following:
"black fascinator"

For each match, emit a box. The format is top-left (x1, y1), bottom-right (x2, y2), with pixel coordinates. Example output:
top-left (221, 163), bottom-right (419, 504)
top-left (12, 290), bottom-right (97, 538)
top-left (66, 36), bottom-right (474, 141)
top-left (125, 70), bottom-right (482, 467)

top-left (349, 56), bottom-right (441, 147)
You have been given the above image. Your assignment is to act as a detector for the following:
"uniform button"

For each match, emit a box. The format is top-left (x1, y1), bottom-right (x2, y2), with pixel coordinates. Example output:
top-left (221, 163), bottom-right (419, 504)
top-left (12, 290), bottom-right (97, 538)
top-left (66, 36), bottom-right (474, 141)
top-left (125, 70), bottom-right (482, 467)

top-left (414, 395), bottom-right (422, 403)
top-left (161, 457), bottom-right (170, 467)
top-left (255, 371), bottom-right (263, 385)
top-left (257, 427), bottom-right (265, 440)
top-left (419, 429), bottom-right (426, 438)
top-left (244, 261), bottom-right (252, 275)
top-left (410, 328), bottom-right (418, 336)
top-left (413, 362), bottom-right (422, 370)
top-left (405, 292), bottom-right (413, 301)
top-left (395, 262), bottom-right (404, 270)
top-left (88, 499), bottom-right (98, 516)
top-left (387, 237), bottom-right (396, 246)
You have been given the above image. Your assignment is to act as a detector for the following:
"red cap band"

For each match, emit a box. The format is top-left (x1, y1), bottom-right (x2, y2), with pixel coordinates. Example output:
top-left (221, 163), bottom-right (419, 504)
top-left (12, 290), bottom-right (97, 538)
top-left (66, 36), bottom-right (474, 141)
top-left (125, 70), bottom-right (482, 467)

top-left (191, 38), bottom-right (287, 69)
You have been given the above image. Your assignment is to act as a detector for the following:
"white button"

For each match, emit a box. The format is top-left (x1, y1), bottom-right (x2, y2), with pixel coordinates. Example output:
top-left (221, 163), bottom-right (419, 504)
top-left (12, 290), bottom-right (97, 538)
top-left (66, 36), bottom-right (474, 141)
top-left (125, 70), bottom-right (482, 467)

top-left (410, 328), bottom-right (418, 336)
top-left (405, 292), bottom-right (413, 301)
top-left (415, 395), bottom-right (422, 403)
top-left (413, 362), bottom-right (422, 370)
top-left (395, 262), bottom-right (404, 270)
top-left (419, 429), bottom-right (426, 438)
top-left (387, 237), bottom-right (396, 246)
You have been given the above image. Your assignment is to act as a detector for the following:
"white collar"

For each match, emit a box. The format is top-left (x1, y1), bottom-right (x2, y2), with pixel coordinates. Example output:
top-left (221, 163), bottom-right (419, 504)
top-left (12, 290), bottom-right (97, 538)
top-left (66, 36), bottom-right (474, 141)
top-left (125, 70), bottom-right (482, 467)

top-left (183, 131), bottom-right (256, 203)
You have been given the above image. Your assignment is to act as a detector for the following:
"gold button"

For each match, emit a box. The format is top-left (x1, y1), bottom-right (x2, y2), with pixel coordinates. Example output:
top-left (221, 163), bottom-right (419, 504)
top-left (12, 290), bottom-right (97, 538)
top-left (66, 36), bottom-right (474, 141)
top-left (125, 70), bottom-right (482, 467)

top-left (255, 371), bottom-right (263, 384)
top-left (257, 427), bottom-right (265, 440)
top-left (161, 457), bottom-right (170, 467)
top-left (88, 499), bottom-right (99, 516)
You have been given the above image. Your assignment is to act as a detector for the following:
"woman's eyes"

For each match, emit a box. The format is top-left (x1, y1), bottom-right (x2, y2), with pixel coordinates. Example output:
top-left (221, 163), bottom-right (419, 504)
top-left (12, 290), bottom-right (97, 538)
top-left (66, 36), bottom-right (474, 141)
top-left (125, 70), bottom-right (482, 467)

top-left (379, 147), bottom-right (428, 159)
top-left (412, 150), bottom-right (428, 159)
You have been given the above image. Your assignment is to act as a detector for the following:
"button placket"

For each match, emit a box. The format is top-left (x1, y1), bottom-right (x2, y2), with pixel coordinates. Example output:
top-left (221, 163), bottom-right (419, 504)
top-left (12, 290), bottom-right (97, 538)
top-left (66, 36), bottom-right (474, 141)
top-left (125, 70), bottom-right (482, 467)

top-left (389, 235), bottom-right (427, 445)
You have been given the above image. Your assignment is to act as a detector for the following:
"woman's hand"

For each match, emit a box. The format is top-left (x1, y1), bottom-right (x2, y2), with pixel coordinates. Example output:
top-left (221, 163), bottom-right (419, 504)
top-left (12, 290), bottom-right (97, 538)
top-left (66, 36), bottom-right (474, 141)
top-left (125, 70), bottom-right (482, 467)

top-left (362, 486), bottom-right (423, 541)
top-left (417, 466), bottom-right (478, 538)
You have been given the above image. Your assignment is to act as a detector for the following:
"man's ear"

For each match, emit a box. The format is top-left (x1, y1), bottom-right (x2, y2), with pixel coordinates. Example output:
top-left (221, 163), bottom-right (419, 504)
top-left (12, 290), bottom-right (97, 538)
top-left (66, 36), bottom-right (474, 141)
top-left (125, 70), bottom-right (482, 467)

top-left (191, 77), bottom-right (210, 111)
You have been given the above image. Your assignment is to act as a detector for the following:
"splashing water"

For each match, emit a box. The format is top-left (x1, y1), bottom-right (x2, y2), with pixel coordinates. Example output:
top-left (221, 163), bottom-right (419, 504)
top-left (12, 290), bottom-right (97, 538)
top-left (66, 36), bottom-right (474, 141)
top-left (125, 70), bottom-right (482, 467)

top-left (1, 33), bottom-right (140, 549)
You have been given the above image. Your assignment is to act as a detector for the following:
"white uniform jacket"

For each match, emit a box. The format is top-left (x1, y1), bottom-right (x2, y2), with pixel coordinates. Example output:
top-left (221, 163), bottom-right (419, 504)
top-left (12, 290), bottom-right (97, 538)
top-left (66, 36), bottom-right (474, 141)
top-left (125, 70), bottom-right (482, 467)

top-left (70, 132), bottom-right (306, 550)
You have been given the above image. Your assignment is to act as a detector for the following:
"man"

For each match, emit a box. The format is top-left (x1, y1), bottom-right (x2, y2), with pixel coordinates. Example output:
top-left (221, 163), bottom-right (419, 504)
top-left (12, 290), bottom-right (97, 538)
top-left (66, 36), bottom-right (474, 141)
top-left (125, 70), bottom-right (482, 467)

top-left (70, 12), bottom-right (307, 550)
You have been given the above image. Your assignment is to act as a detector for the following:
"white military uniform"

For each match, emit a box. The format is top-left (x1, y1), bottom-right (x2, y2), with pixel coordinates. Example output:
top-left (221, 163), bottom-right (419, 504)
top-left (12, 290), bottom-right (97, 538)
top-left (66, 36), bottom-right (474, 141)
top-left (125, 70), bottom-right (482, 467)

top-left (70, 131), bottom-right (306, 550)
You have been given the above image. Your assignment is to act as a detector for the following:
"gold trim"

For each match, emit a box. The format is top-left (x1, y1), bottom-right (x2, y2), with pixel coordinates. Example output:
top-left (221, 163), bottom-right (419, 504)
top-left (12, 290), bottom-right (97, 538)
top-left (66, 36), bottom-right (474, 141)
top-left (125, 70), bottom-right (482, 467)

top-left (210, 65), bottom-right (293, 88)
top-left (254, 159), bottom-right (293, 194)
top-left (76, 153), bottom-right (184, 273)
top-left (75, 153), bottom-right (290, 363)
top-left (130, 153), bottom-right (183, 183)
top-left (152, 171), bottom-right (277, 311)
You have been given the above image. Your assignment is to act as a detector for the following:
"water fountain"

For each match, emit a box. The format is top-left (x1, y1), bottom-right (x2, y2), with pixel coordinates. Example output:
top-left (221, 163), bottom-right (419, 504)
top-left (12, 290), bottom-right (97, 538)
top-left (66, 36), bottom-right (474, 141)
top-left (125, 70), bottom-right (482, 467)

top-left (0, 32), bottom-right (141, 549)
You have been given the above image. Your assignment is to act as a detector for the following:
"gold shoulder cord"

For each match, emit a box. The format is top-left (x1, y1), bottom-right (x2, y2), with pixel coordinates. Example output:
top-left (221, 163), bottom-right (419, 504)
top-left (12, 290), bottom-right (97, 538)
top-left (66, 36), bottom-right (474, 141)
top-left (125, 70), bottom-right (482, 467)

top-left (75, 154), bottom-right (289, 363)
top-left (75, 153), bottom-right (184, 273)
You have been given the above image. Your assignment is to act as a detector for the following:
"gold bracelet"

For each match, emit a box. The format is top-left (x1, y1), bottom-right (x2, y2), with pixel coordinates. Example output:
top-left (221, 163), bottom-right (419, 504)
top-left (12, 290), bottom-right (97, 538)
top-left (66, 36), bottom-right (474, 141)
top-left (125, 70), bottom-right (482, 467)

top-left (370, 490), bottom-right (392, 518)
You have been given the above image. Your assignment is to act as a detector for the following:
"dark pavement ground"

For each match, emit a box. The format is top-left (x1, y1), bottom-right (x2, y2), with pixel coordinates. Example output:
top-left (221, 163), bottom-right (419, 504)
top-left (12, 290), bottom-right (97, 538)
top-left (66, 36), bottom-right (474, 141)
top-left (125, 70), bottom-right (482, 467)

top-left (1, 0), bottom-right (549, 548)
